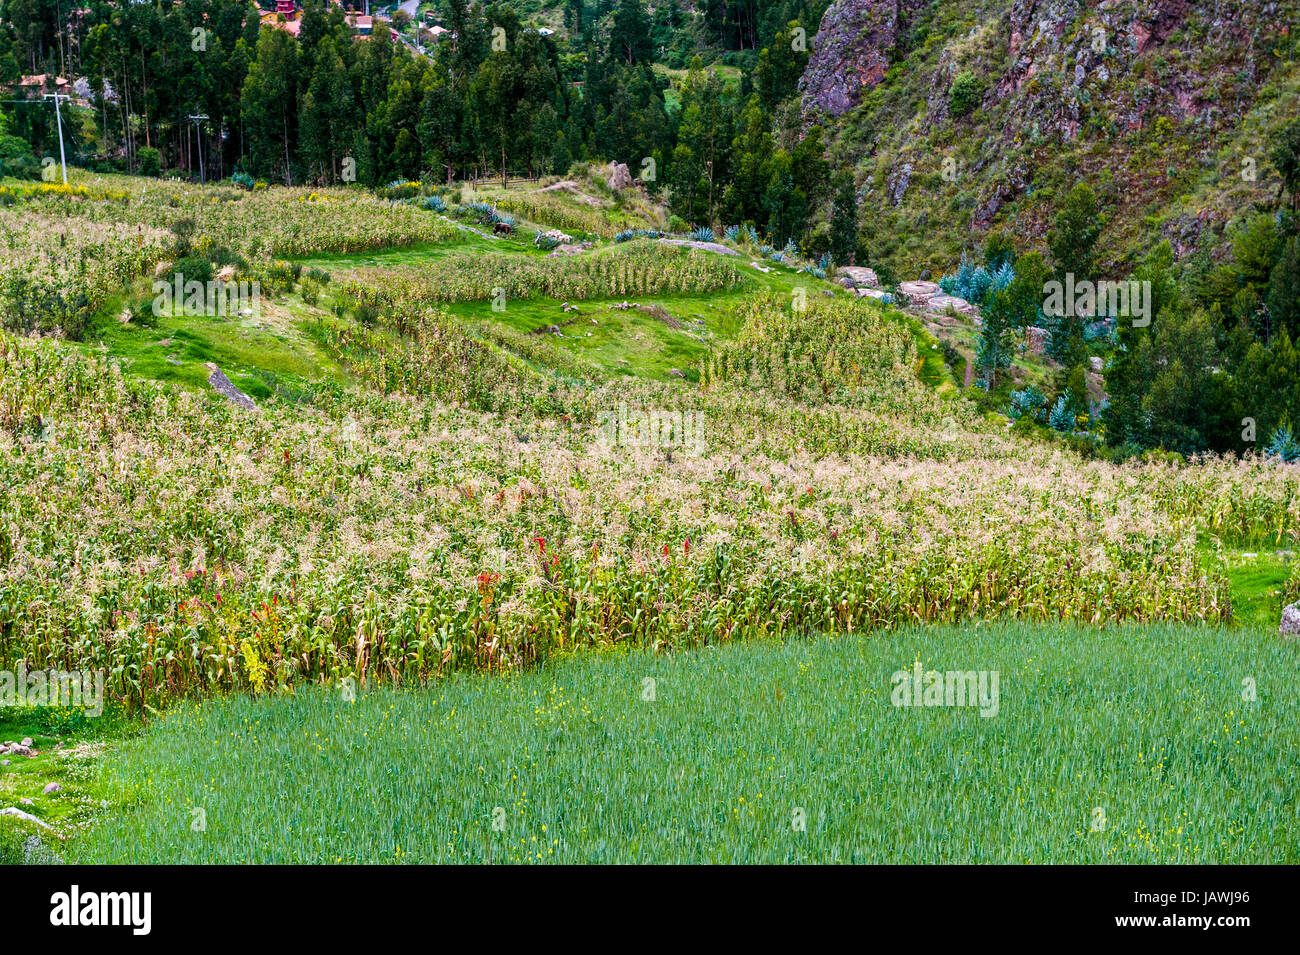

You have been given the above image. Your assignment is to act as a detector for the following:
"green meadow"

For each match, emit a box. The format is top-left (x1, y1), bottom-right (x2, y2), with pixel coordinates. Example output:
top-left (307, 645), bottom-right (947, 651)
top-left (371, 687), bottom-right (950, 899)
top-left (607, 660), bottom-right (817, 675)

top-left (64, 623), bottom-right (1297, 865)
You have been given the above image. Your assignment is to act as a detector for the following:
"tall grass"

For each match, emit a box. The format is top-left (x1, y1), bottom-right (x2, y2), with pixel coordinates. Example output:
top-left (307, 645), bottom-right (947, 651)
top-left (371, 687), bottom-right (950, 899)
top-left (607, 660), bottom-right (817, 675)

top-left (4, 312), bottom-right (1293, 711)
top-left (341, 240), bottom-right (745, 305)
top-left (69, 623), bottom-right (1299, 863)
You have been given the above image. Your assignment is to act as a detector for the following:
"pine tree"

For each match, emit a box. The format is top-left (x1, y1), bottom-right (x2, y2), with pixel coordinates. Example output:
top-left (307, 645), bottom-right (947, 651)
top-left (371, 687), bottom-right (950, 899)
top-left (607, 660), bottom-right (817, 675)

top-left (976, 287), bottom-right (1016, 385)
top-left (1269, 236), bottom-right (1300, 341)
top-left (829, 172), bottom-right (858, 265)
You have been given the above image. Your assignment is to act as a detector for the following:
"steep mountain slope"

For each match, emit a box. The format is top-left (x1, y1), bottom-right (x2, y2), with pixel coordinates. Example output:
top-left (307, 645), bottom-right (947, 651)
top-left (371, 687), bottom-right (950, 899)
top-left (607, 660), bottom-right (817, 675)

top-left (800, 0), bottom-right (1300, 274)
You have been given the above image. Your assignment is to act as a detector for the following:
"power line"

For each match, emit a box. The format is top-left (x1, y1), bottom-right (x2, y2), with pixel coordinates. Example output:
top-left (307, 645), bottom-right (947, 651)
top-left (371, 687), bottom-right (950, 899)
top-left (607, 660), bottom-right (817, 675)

top-left (41, 93), bottom-right (70, 184)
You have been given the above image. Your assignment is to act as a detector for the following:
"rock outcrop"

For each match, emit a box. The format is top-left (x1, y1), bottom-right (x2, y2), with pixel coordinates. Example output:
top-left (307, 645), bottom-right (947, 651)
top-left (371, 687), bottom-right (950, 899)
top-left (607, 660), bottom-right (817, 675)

top-left (838, 266), bottom-right (880, 289)
top-left (799, 0), bottom-right (928, 117)
top-left (1281, 602), bottom-right (1300, 638)
top-left (205, 363), bottom-right (258, 411)
top-left (798, 0), bottom-right (1286, 263)
top-left (607, 162), bottom-right (632, 191)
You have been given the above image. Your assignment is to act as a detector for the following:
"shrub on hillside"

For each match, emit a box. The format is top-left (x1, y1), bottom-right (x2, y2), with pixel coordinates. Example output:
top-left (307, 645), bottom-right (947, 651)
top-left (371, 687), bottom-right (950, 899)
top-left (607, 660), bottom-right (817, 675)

top-left (137, 147), bottom-right (161, 177)
top-left (949, 72), bottom-right (984, 119)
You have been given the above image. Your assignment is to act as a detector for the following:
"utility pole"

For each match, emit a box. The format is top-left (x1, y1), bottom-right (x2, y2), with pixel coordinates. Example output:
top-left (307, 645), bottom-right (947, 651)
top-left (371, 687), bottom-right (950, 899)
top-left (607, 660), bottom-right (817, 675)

top-left (42, 93), bottom-right (69, 185)
top-left (189, 114), bottom-right (209, 183)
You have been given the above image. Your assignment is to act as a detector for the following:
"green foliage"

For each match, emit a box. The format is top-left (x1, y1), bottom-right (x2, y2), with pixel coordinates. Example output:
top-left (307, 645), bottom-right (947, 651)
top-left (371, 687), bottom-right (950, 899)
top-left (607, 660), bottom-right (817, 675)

top-left (948, 71), bottom-right (984, 119)
top-left (1268, 235), bottom-right (1300, 340)
top-left (983, 231), bottom-right (1017, 271)
top-left (975, 286), bottom-right (1016, 382)
top-left (829, 172), bottom-right (859, 265)
top-left (1048, 183), bottom-right (1104, 280)
top-left (0, 816), bottom-right (58, 866)
top-left (137, 147), bottom-right (161, 178)
top-left (1272, 116), bottom-right (1300, 211)
top-left (1104, 303), bottom-right (1222, 454)
top-left (1048, 395), bottom-right (1073, 432)
top-left (1265, 423), bottom-right (1300, 462)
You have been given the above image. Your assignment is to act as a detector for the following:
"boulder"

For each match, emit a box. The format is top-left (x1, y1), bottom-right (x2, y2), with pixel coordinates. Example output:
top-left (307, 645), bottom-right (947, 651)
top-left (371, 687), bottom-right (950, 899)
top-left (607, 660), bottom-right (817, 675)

top-left (607, 162), bottom-right (632, 190)
top-left (658, 238), bottom-right (739, 256)
top-left (205, 363), bottom-right (257, 411)
top-left (1281, 602), bottom-right (1300, 638)
top-left (0, 807), bottom-right (52, 829)
top-left (925, 294), bottom-right (978, 316)
top-left (838, 266), bottom-right (880, 289)
top-left (898, 280), bottom-right (941, 307)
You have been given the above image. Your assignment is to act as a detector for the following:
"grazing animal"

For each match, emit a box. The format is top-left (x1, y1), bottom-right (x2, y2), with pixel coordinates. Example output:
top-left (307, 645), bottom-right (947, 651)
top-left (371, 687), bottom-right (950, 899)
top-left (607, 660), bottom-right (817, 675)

top-left (493, 221), bottom-right (513, 236)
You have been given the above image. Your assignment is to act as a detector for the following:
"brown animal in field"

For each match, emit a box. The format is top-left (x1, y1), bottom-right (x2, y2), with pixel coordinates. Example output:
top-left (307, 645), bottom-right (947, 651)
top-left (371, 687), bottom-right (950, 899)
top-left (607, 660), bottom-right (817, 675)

top-left (493, 221), bottom-right (513, 236)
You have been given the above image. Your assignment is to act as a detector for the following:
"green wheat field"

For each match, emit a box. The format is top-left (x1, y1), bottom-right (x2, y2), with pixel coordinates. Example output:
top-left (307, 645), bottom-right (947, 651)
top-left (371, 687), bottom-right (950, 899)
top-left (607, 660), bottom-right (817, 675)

top-left (55, 623), bottom-right (1296, 865)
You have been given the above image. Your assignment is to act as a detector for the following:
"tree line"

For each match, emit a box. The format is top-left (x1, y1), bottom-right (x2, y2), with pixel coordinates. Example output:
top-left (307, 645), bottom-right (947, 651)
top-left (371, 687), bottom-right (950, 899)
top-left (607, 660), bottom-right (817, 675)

top-left (0, 0), bottom-right (841, 251)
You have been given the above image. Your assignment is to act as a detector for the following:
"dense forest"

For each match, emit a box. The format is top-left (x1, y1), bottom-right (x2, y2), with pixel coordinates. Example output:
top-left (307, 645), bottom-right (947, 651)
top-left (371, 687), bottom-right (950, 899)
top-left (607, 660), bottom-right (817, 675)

top-left (0, 1), bottom-right (831, 237)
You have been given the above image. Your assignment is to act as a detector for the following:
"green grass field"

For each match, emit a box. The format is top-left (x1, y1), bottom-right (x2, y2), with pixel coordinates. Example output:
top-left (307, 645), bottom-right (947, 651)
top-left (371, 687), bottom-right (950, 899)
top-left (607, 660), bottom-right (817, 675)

top-left (63, 623), bottom-right (1297, 864)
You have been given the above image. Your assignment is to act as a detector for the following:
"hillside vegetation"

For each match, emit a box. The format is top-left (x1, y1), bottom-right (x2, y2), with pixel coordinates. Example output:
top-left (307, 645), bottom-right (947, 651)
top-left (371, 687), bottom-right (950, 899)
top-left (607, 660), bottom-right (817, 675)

top-left (1, 176), bottom-right (1297, 717)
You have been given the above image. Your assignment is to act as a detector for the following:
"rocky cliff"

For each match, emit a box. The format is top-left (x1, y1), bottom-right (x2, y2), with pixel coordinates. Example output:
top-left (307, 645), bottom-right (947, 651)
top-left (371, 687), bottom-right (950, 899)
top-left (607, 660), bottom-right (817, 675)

top-left (799, 0), bottom-right (929, 116)
top-left (799, 0), bottom-right (1300, 274)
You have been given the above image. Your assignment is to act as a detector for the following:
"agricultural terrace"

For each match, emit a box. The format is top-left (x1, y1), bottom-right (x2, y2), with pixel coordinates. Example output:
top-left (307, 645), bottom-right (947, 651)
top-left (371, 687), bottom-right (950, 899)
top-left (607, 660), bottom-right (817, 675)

top-left (0, 171), bottom-right (1296, 865)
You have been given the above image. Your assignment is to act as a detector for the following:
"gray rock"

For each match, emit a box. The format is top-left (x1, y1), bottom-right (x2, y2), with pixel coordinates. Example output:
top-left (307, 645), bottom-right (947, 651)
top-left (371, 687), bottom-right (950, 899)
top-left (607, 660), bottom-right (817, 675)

top-left (0, 806), bottom-right (51, 829)
top-left (658, 238), bottom-right (739, 256)
top-left (20, 738), bottom-right (32, 747)
top-left (43, 783), bottom-right (61, 794)
top-left (607, 162), bottom-right (632, 190)
top-left (926, 294), bottom-right (979, 316)
top-left (1281, 602), bottom-right (1300, 638)
top-left (838, 266), bottom-right (880, 289)
top-left (205, 363), bottom-right (258, 411)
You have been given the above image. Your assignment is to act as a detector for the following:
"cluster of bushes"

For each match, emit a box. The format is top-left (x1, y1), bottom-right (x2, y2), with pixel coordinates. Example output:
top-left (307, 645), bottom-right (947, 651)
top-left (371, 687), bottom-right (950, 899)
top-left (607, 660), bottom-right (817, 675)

top-left (455, 201), bottom-right (512, 228)
top-left (938, 253), bottom-right (1015, 305)
top-left (1265, 424), bottom-right (1300, 463)
top-left (614, 228), bottom-right (667, 242)
top-left (0, 274), bottom-right (97, 339)
top-left (0, 133), bottom-right (43, 181)
top-left (1008, 387), bottom-right (1048, 423)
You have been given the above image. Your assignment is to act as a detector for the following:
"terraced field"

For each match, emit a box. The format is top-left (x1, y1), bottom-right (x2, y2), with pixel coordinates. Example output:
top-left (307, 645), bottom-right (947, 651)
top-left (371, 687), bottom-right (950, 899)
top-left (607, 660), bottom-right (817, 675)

top-left (1, 171), bottom-right (1297, 864)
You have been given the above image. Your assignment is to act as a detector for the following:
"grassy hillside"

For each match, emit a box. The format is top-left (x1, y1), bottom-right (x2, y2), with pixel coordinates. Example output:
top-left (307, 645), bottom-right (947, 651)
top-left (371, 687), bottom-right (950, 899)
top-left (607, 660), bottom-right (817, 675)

top-left (2, 170), bottom-right (1298, 864)
top-left (808, 0), bottom-right (1300, 277)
